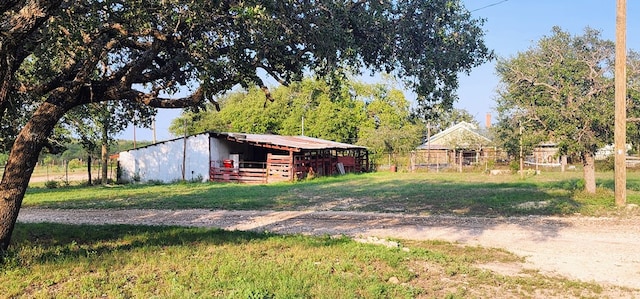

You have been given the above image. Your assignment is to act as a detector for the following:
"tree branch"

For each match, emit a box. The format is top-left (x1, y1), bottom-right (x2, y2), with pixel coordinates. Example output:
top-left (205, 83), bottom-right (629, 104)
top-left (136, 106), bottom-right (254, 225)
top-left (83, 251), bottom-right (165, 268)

top-left (122, 87), bottom-right (205, 108)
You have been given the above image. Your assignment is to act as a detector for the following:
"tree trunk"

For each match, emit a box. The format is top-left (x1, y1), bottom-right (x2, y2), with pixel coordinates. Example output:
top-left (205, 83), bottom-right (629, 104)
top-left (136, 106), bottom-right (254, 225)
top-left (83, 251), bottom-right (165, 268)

top-left (101, 119), bottom-right (109, 185)
top-left (101, 144), bottom-right (108, 184)
top-left (582, 152), bottom-right (597, 194)
top-left (0, 57), bottom-right (12, 118)
top-left (87, 155), bottom-right (92, 186)
top-left (561, 155), bottom-right (567, 172)
top-left (0, 101), bottom-right (67, 251)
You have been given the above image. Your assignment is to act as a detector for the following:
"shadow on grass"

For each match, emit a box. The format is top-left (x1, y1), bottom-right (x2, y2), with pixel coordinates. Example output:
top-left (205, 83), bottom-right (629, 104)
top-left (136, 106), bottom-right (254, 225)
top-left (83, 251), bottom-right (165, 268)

top-left (298, 178), bottom-right (583, 217)
top-left (25, 172), bottom-right (624, 217)
top-left (15, 208), bottom-right (572, 253)
top-left (6, 222), bottom-right (351, 266)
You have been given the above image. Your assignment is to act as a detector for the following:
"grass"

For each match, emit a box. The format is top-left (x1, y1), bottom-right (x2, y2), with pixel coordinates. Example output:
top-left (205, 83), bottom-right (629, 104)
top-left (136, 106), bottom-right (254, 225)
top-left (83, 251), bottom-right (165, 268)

top-left (1, 223), bottom-right (616, 298)
top-left (9, 170), bottom-right (640, 297)
top-left (24, 170), bottom-right (640, 217)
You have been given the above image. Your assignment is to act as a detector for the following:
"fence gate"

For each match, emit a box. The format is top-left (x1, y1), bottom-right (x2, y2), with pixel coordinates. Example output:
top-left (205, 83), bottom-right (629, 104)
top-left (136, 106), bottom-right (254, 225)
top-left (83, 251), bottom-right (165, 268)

top-left (266, 154), bottom-right (292, 183)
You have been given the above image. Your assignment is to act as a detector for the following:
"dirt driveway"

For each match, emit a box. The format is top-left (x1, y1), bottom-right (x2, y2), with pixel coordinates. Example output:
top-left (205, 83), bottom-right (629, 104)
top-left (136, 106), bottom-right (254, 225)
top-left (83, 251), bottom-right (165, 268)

top-left (17, 208), bottom-right (640, 291)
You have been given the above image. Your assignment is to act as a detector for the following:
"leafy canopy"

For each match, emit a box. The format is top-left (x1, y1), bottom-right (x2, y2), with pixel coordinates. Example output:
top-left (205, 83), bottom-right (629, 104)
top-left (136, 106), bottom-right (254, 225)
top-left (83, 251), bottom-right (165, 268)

top-left (0, 0), bottom-right (492, 249)
top-left (494, 27), bottom-right (618, 158)
top-left (169, 77), bottom-right (422, 158)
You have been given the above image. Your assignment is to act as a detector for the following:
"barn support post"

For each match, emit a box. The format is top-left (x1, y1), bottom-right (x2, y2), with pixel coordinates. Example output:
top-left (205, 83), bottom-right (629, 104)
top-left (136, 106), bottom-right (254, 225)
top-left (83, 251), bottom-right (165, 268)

top-left (288, 150), bottom-right (294, 182)
top-left (266, 153), bottom-right (272, 183)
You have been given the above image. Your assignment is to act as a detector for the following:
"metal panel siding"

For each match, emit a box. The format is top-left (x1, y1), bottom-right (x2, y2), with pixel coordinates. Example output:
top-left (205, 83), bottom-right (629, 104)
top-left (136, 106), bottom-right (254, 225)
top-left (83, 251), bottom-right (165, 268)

top-left (185, 134), bottom-right (211, 182)
top-left (118, 134), bottom-right (210, 183)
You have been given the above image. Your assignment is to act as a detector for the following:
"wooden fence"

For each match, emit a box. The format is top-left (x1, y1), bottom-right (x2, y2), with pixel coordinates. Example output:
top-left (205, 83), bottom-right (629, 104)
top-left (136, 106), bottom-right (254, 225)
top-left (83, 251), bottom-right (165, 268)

top-left (266, 154), bottom-right (292, 183)
top-left (210, 155), bottom-right (294, 184)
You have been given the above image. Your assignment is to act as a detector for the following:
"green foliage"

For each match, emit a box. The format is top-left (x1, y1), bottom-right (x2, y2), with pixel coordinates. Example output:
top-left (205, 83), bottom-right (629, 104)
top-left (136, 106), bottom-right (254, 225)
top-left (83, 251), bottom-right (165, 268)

top-left (495, 27), bottom-right (619, 158)
top-left (492, 26), bottom-right (640, 193)
top-left (595, 156), bottom-right (615, 172)
top-left (66, 159), bottom-right (84, 170)
top-left (173, 78), bottom-right (367, 141)
top-left (171, 78), bottom-right (422, 156)
top-left (626, 51), bottom-right (640, 153)
top-left (2, 0), bottom-right (492, 155)
top-left (424, 107), bottom-right (479, 134)
top-left (44, 180), bottom-right (59, 189)
top-left (0, 152), bottom-right (7, 166)
top-left (355, 79), bottom-right (424, 162)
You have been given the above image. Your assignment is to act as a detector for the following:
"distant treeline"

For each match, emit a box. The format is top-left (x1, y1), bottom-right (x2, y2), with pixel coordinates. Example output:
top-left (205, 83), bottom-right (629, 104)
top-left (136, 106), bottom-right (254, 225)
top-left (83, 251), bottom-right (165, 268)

top-left (0, 140), bottom-right (152, 168)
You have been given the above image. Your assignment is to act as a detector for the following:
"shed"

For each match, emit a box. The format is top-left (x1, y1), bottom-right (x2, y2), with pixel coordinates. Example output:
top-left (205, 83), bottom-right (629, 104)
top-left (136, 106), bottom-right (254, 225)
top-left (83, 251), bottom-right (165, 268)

top-left (117, 132), bottom-right (369, 184)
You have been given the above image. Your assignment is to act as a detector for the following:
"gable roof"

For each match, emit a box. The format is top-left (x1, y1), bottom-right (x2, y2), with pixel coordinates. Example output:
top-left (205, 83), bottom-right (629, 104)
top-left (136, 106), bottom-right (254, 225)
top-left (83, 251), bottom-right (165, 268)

top-left (417, 121), bottom-right (491, 150)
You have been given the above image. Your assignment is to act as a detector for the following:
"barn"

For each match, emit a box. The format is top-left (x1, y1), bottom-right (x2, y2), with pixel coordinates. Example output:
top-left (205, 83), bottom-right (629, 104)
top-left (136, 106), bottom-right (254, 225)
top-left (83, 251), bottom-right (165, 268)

top-left (117, 132), bottom-right (369, 184)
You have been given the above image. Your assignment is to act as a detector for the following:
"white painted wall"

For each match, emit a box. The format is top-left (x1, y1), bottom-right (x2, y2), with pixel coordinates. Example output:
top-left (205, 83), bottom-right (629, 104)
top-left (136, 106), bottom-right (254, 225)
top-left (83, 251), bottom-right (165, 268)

top-left (209, 137), bottom-right (231, 167)
top-left (118, 133), bottom-right (211, 183)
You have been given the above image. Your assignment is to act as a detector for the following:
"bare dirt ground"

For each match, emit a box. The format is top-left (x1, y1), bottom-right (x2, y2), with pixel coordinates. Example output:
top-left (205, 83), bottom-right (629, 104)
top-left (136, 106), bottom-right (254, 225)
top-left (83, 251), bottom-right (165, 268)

top-left (17, 207), bottom-right (640, 293)
top-left (28, 172), bottom-right (99, 183)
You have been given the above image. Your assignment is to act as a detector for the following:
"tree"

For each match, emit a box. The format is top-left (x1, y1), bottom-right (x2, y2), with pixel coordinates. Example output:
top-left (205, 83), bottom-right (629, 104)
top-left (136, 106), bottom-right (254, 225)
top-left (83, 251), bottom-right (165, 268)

top-left (495, 27), bottom-right (626, 193)
top-left (625, 51), bottom-right (640, 155)
top-left (0, 1), bottom-right (65, 152)
top-left (65, 102), bottom-right (155, 185)
top-left (171, 78), bottom-right (369, 143)
top-left (171, 77), bottom-right (420, 154)
top-left (422, 106), bottom-right (479, 134)
top-left (0, 0), bottom-right (491, 250)
top-left (355, 81), bottom-right (423, 165)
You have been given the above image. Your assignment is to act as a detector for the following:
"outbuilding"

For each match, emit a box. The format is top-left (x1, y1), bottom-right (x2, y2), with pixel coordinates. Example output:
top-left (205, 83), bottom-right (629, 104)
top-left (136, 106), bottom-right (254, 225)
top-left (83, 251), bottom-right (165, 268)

top-left (412, 121), bottom-right (495, 170)
top-left (117, 132), bottom-right (369, 184)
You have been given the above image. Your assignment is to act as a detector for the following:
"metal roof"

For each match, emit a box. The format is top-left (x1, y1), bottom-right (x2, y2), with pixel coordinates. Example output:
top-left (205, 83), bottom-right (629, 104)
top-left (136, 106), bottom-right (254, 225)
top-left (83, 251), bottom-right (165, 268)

top-left (417, 121), bottom-right (491, 150)
top-left (212, 132), bottom-right (366, 151)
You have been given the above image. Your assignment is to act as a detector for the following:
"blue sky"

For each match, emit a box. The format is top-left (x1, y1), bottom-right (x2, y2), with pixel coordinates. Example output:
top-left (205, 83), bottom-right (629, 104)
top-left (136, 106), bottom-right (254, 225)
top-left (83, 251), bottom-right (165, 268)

top-left (456, 0), bottom-right (640, 126)
top-left (119, 0), bottom-right (639, 141)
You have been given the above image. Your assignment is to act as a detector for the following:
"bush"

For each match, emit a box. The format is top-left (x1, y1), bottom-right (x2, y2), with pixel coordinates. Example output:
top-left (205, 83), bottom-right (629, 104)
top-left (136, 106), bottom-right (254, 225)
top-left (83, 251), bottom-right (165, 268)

top-left (595, 156), bottom-right (615, 171)
top-left (67, 159), bottom-right (84, 170)
top-left (44, 180), bottom-right (59, 189)
top-left (509, 160), bottom-right (520, 172)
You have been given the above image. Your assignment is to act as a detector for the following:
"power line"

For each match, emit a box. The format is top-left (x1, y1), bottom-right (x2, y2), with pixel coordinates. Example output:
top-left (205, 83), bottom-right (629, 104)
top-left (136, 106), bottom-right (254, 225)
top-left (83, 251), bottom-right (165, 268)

top-left (471, 0), bottom-right (510, 12)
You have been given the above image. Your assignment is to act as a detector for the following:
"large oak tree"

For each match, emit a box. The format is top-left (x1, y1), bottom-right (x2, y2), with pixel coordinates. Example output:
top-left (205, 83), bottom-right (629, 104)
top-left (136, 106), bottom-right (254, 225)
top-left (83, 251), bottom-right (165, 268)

top-left (495, 27), bottom-right (640, 193)
top-left (0, 0), bottom-right (491, 250)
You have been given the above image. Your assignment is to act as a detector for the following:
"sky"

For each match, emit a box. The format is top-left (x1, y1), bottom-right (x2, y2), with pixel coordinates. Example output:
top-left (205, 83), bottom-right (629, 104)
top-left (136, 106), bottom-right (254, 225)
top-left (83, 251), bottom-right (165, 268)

top-left (118, 0), bottom-right (640, 142)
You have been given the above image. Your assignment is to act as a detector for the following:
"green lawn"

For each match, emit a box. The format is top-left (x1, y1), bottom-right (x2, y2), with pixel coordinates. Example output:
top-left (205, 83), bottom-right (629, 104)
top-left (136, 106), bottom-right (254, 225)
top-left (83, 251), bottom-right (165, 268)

top-left (5, 170), bottom-right (639, 298)
top-left (2, 223), bottom-right (611, 298)
top-left (24, 170), bottom-right (640, 217)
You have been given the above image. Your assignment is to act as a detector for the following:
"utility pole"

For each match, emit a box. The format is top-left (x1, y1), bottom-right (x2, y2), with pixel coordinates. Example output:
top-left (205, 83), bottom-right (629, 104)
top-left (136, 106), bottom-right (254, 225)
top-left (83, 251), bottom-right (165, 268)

top-left (152, 117), bottom-right (157, 144)
top-left (614, 0), bottom-right (627, 206)
top-left (132, 119), bottom-right (137, 149)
